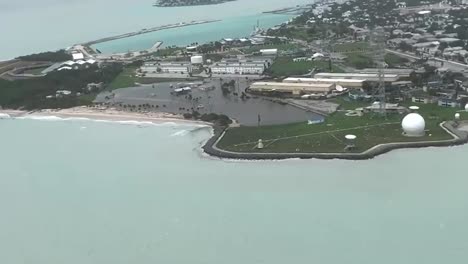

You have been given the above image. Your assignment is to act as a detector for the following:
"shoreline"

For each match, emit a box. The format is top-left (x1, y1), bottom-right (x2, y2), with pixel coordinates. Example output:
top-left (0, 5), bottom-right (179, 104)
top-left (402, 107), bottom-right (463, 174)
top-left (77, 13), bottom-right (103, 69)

top-left (0, 107), bottom-right (212, 127)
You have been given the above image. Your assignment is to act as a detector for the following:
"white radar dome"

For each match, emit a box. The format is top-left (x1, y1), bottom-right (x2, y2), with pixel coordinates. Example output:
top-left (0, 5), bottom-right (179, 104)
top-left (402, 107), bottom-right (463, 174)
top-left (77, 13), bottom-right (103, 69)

top-left (402, 113), bottom-right (425, 137)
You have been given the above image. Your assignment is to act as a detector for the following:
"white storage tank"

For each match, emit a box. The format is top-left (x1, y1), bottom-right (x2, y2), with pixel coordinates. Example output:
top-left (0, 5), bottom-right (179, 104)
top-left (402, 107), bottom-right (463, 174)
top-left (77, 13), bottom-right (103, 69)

top-left (191, 55), bottom-right (203, 64)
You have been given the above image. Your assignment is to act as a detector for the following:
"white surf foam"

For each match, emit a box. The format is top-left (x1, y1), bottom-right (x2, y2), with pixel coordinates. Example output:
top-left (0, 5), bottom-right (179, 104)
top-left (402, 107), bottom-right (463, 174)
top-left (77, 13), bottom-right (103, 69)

top-left (13, 114), bottom-right (210, 129)
top-left (170, 130), bottom-right (189, 137)
top-left (0, 113), bottom-right (11, 119)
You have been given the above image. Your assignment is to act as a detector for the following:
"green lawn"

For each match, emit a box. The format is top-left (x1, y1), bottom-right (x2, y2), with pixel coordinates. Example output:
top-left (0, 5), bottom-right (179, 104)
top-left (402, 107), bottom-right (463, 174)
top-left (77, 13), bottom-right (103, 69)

top-left (106, 67), bottom-right (138, 91)
top-left (217, 103), bottom-right (463, 153)
top-left (267, 57), bottom-right (344, 77)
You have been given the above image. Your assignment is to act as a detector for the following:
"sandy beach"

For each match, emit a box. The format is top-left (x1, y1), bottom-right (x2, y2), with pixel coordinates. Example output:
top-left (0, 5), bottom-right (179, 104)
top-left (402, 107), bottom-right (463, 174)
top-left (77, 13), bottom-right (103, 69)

top-left (0, 106), bottom-right (212, 126)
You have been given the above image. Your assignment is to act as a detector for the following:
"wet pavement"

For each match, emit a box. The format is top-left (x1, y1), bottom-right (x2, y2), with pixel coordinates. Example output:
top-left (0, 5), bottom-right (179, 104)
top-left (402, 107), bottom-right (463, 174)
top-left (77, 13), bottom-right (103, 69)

top-left (95, 78), bottom-right (322, 126)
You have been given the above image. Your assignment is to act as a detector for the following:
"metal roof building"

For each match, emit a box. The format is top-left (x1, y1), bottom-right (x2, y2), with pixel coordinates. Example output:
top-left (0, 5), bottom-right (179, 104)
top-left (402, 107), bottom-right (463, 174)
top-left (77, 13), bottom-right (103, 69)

top-left (249, 82), bottom-right (335, 95)
top-left (314, 73), bottom-right (400, 82)
top-left (358, 68), bottom-right (415, 78)
top-left (283, 77), bottom-right (365, 88)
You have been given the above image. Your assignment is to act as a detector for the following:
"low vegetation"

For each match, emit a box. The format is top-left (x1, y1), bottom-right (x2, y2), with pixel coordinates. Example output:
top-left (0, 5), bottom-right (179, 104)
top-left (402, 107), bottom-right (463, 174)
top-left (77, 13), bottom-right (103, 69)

top-left (184, 112), bottom-right (232, 126)
top-left (385, 53), bottom-right (410, 67)
top-left (16, 50), bottom-right (72, 62)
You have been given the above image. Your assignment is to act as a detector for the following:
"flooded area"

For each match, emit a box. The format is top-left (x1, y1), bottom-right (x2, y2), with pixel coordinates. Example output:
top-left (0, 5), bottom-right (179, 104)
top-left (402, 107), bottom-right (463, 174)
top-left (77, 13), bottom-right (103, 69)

top-left (95, 78), bottom-right (322, 126)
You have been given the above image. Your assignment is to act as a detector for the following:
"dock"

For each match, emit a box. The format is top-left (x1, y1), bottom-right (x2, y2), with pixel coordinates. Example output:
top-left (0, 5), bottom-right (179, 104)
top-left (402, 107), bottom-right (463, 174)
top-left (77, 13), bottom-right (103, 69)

top-left (83, 20), bottom-right (221, 46)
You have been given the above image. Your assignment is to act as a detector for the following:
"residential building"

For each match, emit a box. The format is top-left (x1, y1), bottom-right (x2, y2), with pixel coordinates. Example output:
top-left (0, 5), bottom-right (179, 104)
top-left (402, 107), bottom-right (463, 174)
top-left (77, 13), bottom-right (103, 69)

top-left (438, 98), bottom-right (460, 108)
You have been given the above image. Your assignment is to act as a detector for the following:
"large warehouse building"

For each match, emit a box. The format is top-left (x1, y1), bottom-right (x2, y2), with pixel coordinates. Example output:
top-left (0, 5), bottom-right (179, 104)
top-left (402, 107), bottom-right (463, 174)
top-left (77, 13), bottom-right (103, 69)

top-left (283, 77), bottom-right (365, 89)
top-left (314, 73), bottom-right (400, 83)
top-left (358, 68), bottom-right (415, 78)
top-left (249, 82), bottom-right (335, 96)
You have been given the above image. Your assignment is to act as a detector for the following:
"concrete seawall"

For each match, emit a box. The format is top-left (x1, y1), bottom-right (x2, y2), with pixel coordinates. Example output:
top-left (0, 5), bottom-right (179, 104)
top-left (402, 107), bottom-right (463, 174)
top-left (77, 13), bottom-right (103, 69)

top-left (202, 121), bottom-right (468, 160)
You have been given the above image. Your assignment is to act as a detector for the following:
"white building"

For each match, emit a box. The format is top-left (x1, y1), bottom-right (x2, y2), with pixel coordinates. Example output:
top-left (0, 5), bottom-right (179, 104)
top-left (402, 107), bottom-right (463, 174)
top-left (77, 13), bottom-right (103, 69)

top-left (142, 62), bottom-right (192, 74)
top-left (72, 52), bottom-right (84, 60)
top-left (210, 62), bottom-right (266, 75)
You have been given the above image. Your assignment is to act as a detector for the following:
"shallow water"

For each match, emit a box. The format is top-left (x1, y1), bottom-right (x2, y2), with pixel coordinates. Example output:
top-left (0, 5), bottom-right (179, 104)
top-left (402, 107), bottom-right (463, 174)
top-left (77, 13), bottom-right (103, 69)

top-left (1, 117), bottom-right (468, 263)
top-left (95, 81), bottom-right (322, 125)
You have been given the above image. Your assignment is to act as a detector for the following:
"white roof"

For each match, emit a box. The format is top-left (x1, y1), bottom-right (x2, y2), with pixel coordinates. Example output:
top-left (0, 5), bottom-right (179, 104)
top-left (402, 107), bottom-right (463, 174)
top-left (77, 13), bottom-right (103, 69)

top-left (86, 59), bottom-right (97, 64)
top-left (312, 52), bottom-right (325, 58)
top-left (76, 60), bottom-right (86, 65)
top-left (438, 37), bottom-right (460, 43)
top-left (174, 87), bottom-right (191, 92)
top-left (63, 60), bottom-right (76, 66)
top-left (72, 52), bottom-right (84, 60)
top-left (418, 10), bottom-right (431, 15)
top-left (284, 77), bottom-right (365, 83)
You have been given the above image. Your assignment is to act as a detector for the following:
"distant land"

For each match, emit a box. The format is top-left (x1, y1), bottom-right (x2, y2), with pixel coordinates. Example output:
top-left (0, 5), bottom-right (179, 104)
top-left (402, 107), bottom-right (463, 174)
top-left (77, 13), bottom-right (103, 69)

top-left (153, 0), bottom-right (236, 7)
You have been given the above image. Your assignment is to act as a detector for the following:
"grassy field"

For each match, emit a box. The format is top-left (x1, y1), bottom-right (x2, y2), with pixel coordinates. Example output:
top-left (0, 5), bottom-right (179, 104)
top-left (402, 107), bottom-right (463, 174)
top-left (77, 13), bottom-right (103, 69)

top-left (106, 67), bottom-right (138, 91)
top-left (267, 57), bottom-right (343, 77)
top-left (217, 102), bottom-right (464, 154)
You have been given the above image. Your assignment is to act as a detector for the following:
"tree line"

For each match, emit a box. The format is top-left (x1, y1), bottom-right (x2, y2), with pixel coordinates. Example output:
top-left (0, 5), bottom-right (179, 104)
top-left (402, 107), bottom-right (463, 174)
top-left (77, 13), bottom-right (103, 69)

top-left (0, 64), bottom-right (123, 110)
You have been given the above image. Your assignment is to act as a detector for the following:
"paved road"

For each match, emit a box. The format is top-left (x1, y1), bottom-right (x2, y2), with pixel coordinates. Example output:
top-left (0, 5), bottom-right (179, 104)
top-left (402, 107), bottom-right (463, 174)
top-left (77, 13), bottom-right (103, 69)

top-left (386, 49), bottom-right (468, 73)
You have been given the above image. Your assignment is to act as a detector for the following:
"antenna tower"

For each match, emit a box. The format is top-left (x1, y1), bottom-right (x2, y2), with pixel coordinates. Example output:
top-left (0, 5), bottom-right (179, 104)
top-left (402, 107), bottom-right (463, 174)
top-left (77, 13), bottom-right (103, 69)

top-left (370, 27), bottom-right (387, 117)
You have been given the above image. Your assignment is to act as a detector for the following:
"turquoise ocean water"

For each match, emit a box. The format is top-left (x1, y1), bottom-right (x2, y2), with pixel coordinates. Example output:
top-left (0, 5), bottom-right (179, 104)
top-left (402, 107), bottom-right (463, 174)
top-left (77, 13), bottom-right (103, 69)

top-left (1, 117), bottom-right (468, 263)
top-left (0, 0), bottom-right (312, 59)
top-left (92, 13), bottom-right (293, 54)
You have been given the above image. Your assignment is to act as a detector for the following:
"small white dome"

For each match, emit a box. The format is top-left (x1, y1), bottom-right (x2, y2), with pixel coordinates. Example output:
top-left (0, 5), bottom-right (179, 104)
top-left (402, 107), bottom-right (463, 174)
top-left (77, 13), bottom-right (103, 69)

top-left (465, 104), bottom-right (468, 111)
top-left (402, 113), bottom-right (425, 137)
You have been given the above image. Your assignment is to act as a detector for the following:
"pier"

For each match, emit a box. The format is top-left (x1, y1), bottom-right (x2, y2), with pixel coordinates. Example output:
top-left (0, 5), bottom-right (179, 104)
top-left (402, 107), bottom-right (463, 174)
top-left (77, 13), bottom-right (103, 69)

top-left (83, 20), bottom-right (221, 46)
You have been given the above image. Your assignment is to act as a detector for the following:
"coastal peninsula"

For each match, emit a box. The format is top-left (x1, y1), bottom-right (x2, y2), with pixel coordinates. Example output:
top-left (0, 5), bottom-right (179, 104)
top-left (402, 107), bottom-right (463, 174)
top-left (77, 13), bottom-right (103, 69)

top-left (2, 0), bottom-right (468, 160)
top-left (153, 0), bottom-right (236, 7)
